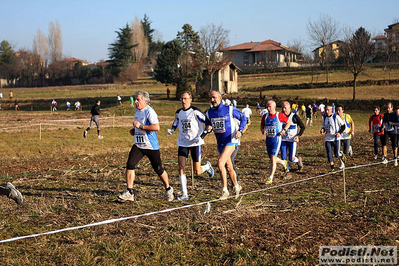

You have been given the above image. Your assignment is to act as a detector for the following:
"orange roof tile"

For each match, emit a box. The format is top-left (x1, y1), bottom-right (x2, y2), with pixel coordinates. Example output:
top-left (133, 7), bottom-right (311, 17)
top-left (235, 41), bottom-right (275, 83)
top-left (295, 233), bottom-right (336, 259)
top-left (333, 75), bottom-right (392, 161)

top-left (224, 42), bottom-right (259, 51)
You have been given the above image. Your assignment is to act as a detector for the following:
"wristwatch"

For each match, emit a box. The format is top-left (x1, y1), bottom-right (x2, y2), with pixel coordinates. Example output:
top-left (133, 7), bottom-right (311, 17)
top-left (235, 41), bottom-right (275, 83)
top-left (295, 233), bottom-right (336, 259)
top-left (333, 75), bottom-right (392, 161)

top-left (139, 124), bottom-right (144, 130)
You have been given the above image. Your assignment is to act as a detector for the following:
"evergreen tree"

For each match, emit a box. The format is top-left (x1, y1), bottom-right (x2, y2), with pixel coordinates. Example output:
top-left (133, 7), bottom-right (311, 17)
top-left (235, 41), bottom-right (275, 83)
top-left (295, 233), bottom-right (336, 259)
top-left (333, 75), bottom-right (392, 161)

top-left (0, 40), bottom-right (18, 81)
top-left (154, 39), bottom-right (182, 85)
top-left (175, 24), bottom-right (206, 96)
top-left (107, 24), bottom-right (137, 76)
top-left (154, 24), bottom-right (206, 97)
top-left (141, 14), bottom-right (154, 46)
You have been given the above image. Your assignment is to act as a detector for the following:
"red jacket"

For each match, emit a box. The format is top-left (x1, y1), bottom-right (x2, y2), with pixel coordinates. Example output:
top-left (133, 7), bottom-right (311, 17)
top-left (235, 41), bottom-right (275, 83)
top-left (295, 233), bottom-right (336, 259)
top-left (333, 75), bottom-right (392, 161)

top-left (369, 114), bottom-right (384, 135)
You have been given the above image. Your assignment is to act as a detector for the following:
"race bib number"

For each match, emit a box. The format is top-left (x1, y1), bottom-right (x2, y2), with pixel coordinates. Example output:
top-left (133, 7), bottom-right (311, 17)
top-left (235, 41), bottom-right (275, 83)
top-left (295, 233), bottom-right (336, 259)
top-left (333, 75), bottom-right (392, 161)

top-left (212, 117), bottom-right (226, 133)
top-left (385, 123), bottom-right (394, 132)
top-left (325, 125), bottom-right (333, 135)
top-left (135, 134), bottom-right (147, 147)
top-left (181, 119), bottom-right (192, 133)
top-left (373, 124), bottom-right (381, 133)
top-left (266, 126), bottom-right (276, 137)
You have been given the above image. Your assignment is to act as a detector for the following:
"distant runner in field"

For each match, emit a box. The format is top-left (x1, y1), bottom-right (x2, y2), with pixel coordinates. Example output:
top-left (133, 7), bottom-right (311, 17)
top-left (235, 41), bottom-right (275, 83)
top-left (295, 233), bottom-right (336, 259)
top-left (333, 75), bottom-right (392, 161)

top-left (337, 105), bottom-right (354, 157)
top-left (241, 104), bottom-right (252, 128)
top-left (319, 102), bottom-right (326, 116)
top-left (66, 101), bottom-right (71, 111)
top-left (118, 90), bottom-right (174, 202)
top-left (280, 101), bottom-right (305, 175)
top-left (381, 102), bottom-right (399, 166)
top-left (51, 99), bottom-right (57, 111)
top-left (0, 182), bottom-right (23, 204)
top-left (74, 101), bottom-right (81, 111)
top-left (256, 102), bottom-right (261, 114)
top-left (167, 91), bottom-right (214, 200)
top-left (84, 99), bottom-right (103, 139)
top-left (261, 100), bottom-right (290, 183)
top-left (320, 105), bottom-right (346, 171)
top-left (117, 95), bottom-right (122, 106)
top-left (305, 104), bottom-right (313, 126)
top-left (301, 104), bottom-right (306, 119)
top-left (312, 102), bottom-right (318, 119)
top-left (368, 106), bottom-right (384, 159)
top-left (205, 90), bottom-right (246, 200)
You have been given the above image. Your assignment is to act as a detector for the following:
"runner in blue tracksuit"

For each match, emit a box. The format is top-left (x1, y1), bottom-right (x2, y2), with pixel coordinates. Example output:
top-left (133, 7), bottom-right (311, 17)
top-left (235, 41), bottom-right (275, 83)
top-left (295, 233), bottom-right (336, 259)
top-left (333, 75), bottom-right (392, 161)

top-left (261, 100), bottom-right (291, 184)
top-left (205, 90), bottom-right (247, 200)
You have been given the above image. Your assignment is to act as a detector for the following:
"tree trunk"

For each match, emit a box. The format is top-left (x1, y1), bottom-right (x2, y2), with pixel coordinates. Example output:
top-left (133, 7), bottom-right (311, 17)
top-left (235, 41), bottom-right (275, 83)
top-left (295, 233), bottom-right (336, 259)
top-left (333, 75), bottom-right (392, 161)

top-left (352, 74), bottom-right (357, 101)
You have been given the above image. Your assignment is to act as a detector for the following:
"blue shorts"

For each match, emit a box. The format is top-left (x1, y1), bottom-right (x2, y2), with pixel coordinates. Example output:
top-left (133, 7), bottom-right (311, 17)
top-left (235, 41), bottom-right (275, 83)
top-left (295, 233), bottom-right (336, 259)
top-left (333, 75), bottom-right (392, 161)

top-left (266, 135), bottom-right (282, 157)
top-left (217, 142), bottom-right (237, 153)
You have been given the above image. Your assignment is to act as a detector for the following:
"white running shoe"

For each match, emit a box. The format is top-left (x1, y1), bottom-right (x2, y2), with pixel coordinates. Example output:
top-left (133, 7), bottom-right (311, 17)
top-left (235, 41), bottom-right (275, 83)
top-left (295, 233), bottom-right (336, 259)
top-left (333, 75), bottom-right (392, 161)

top-left (348, 146), bottom-right (353, 156)
top-left (165, 186), bottom-right (174, 201)
top-left (382, 157), bottom-right (388, 164)
top-left (98, 135), bottom-right (103, 139)
top-left (374, 155), bottom-right (378, 160)
top-left (206, 161), bottom-right (214, 178)
top-left (83, 131), bottom-right (87, 138)
top-left (395, 159), bottom-right (398, 167)
top-left (5, 182), bottom-right (23, 204)
top-left (219, 190), bottom-right (229, 200)
top-left (177, 195), bottom-right (189, 201)
top-left (339, 162), bottom-right (345, 169)
top-left (233, 185), bottom-right (242, 199)
top-left (118, 189), bottom-right (134, 201)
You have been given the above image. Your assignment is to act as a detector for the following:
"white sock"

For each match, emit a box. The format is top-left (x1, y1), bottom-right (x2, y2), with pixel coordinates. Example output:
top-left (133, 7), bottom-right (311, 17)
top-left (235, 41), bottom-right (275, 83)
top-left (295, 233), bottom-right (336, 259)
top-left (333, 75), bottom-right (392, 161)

top-left (269, 175), bottom-right (274, 181)
top-left (222, 187), bottom-right (228, 193)
top-left (179, 174), bottom-right (188, 196)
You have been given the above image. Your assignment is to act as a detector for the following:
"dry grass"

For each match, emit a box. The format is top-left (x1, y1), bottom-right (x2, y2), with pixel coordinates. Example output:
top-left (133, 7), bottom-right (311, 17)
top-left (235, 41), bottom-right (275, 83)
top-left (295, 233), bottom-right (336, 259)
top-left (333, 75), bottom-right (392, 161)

top-left (0, 69), bottom-right (398, 265)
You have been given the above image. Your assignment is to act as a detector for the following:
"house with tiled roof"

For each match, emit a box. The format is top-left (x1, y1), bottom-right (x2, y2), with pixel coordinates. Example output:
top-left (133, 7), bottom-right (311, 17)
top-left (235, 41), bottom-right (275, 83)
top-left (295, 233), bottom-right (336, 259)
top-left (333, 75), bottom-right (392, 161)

top-left (312, 40), bottom-right (345, 63)
top-left (384, 22), bottom-right (399, 51)
top-left (223, 40), bottom-right (302, 68)
top-left (196, 61), bottom-right (241, 96)
top-left (372, 35), bottom-right (387, 51)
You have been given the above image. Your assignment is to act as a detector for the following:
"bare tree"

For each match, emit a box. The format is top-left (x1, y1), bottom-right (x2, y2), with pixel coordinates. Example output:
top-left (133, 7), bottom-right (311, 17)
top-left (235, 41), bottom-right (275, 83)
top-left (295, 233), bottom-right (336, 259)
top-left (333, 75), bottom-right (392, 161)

top-left (130, 16), bottom-right (148, 63)
top-left (199, 23), bottom-right (230, 93)
top-left (48, 20), bottom-right (63, 63)
top-left (33, 28), bottom-right (49, 66)
top-left (307, 14), bottom-right (341, 83)
top-left (340, 27), bottom-right (375, 101)
top-left (32, 28), bottom-right (49, 85)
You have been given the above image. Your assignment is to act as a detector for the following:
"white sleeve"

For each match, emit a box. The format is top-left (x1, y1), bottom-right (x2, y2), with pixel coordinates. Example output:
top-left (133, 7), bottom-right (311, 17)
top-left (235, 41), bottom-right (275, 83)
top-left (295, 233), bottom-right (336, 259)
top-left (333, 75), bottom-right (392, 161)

top-left (147, 108), bottom-right (159, 125)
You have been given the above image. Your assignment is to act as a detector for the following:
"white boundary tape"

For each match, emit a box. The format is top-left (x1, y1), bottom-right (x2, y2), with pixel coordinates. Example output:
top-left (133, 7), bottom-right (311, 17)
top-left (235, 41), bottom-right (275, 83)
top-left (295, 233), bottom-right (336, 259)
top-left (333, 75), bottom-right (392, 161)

top-left (0, 159), bottom-right (391, 244)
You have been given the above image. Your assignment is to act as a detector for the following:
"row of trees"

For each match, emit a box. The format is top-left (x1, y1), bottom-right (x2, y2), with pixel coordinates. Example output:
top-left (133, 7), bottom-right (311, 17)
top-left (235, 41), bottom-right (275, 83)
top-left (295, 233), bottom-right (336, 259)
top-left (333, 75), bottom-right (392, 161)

top-left (306, 14), bottom-right (399, 100)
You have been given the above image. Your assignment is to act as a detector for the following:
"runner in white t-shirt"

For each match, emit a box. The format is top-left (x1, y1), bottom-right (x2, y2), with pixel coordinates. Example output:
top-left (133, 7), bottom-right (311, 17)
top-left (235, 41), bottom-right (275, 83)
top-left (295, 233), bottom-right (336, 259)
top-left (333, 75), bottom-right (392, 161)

top-left (167, 91), bottom-right (214, 200)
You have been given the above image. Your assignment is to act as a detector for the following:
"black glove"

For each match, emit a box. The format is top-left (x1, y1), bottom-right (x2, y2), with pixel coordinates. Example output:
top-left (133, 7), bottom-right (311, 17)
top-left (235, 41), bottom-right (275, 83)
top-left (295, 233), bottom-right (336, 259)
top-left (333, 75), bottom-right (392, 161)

top-left (200, 129), bottom-right (213, 139)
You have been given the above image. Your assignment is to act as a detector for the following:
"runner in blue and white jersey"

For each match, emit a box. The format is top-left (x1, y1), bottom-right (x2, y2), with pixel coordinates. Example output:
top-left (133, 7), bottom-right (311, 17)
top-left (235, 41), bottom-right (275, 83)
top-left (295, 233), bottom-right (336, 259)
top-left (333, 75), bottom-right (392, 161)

top-left (320, 105), bottom-right (346, 172)
top-left (261, 100), bottom-right (290, 184)
top-left (167, 91), bottom-right (214, 200)
top-left (205, 90), bottom-right (247, 200)
top-left (280, 101), bottom-right (305, 174)
top-left (118, 90), bottom-right (174, 202)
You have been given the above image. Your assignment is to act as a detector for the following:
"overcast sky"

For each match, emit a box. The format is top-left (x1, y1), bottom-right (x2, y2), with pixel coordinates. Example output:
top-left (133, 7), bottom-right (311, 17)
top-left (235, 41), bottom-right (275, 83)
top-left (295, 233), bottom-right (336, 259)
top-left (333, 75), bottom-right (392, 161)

top-left (1, 0), bottom-right (398, 63)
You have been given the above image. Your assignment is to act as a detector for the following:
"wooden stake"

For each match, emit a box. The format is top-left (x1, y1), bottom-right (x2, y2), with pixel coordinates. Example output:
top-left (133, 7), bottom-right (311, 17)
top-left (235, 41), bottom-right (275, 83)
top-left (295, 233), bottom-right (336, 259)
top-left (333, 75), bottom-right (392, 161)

top-left (191, 157), bottom-right (194, 188)
top-left (343, 168), bottom-right (347, 203)
top-left (39, 123), bottom-right (42, 140)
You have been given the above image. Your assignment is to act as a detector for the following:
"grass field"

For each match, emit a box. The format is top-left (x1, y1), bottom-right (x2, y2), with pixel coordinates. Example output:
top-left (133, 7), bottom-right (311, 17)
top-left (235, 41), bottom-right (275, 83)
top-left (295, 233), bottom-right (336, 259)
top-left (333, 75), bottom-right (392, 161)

top-left (0, 68), bottom-right (398, 265)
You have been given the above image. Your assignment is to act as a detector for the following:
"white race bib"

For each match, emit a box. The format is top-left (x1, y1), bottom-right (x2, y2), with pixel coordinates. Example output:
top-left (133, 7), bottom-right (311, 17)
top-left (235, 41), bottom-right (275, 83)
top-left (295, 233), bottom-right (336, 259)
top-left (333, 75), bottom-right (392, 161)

top-left (212, 117), bottom-right (226, 133)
